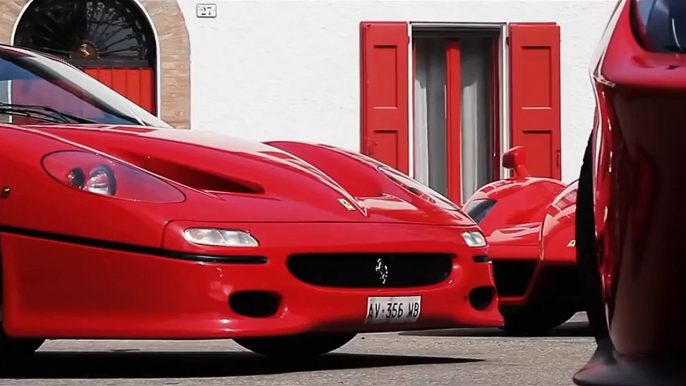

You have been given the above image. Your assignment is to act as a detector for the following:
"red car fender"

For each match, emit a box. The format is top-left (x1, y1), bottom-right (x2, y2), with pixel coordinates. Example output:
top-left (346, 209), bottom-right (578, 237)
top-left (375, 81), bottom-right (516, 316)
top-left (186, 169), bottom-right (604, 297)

top-left (538, 180), bottom-right (578, 263)
top-left (463, 147), bottom-right (567, 237)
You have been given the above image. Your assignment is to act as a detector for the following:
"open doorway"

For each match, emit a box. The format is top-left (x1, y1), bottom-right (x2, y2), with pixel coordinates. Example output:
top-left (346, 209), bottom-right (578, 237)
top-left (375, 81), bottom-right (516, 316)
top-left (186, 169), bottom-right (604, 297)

top-left (412, 26), bottom-right (501, 203)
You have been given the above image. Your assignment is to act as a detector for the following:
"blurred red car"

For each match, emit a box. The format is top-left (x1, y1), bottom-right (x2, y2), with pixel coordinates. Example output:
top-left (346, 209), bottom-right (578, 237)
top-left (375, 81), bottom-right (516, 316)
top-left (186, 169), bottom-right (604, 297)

top-left (574, 0), bottom-right (686, 384)
top-left (463, 146), bottom-right (581, 335)
top-left (0, 44), bottom-right (503, 359)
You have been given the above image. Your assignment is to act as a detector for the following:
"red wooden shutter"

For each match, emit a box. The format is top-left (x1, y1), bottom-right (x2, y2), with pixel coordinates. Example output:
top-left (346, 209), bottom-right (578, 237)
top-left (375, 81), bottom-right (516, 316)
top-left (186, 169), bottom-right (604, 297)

top-left (509, 23), bottom-right (561, 179)
top-left (360, 22), bottom-right (409, 174)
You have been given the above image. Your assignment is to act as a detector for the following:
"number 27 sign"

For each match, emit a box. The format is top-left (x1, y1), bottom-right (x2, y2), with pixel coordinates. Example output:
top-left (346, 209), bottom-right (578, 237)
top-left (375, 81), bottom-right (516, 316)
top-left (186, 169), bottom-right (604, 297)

top-left (196, 3), bottom-right (217, 18)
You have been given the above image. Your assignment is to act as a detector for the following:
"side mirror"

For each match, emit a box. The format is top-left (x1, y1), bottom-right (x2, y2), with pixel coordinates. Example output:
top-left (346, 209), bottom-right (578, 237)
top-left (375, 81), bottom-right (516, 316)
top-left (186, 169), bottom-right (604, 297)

top-left (502, 146), bottom-right (530, 179)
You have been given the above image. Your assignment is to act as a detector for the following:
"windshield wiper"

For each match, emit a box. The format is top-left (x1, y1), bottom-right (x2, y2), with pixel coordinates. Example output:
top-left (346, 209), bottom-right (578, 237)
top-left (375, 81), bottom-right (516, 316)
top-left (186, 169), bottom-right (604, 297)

top-left (0, 103), bottom-right (99, 124)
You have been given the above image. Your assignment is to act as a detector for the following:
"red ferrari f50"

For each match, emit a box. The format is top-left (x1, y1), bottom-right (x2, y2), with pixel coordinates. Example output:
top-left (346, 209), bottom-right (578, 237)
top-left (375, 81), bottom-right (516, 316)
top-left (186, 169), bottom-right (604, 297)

top-left (0, 44), bottom-right (503, 359)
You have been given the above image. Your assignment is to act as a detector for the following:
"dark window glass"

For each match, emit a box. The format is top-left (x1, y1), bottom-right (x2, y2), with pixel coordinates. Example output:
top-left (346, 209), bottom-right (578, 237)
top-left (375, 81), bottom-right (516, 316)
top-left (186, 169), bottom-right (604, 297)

top-left (633, 0), bottom-right (686, 53)
top-left (0, 46), bottom-right (169, 128)
top-left (462, 199), bottom-right (497, 224)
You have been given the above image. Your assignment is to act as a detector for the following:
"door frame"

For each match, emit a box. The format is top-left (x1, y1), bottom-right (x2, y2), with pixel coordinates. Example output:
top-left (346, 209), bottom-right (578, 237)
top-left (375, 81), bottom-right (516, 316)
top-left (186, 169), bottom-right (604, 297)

top-left (408, 22), bottom-right (510, 198)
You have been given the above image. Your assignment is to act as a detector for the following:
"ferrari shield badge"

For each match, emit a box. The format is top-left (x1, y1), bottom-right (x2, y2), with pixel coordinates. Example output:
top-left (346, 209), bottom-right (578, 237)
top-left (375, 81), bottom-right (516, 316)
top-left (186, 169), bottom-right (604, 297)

top-left (338, 198), bottom-right (356, 211)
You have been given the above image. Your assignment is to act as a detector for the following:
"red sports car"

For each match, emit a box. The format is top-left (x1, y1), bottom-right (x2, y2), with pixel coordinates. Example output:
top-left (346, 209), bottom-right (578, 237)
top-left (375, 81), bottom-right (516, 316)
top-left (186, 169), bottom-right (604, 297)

top-left (462, 146), bottom-right (581, 335)
top-left (0, 44), bottom-right (503, 359)
top-left (574, 0), bottom-right (686, 384)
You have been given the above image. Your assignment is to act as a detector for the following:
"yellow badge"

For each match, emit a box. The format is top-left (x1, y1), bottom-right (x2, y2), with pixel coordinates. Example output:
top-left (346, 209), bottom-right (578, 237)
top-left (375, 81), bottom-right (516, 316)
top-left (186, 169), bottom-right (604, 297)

top-left (338, 198), bottom-right (356, 211)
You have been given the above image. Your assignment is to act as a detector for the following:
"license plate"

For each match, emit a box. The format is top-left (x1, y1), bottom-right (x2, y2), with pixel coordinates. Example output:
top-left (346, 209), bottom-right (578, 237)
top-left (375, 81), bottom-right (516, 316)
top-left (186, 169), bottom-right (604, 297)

top-left (365, 296), bottom-right (422, 324)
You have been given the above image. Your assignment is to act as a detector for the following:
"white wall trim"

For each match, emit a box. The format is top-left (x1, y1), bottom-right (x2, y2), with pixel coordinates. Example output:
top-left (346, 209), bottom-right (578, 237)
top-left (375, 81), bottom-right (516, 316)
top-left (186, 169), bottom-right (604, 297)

top-left (500, 23), bottom-right (511, 179)
top-left (407, 22), bottom-right (414, 178)
top-left (411, 22), bottom-right (504, 29)
top-left (10, 0), bottom-right (163, 119)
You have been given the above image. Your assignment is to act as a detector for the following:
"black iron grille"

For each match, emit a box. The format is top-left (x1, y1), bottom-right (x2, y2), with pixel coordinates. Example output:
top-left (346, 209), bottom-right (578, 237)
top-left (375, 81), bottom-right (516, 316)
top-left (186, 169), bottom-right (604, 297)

top-left (492, 260), bottom-right (538, 297)
top-left (287, 253), bottom-right (453, 288)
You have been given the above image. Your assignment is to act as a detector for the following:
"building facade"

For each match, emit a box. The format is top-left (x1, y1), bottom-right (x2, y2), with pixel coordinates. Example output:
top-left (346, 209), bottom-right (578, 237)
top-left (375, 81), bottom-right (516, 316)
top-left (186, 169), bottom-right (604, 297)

top-left (0, 0), bottom-right (618, 202)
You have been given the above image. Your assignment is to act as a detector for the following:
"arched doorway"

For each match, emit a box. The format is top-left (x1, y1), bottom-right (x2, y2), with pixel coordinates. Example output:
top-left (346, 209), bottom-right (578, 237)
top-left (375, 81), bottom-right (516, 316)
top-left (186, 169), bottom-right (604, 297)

top-left (12, 0), bottom-right (158, 114)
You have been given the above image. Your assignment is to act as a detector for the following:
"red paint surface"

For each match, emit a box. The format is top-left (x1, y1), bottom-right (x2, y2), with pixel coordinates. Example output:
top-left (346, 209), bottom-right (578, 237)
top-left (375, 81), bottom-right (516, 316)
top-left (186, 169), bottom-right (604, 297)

top-left (0, 122), bottom-right (503, 339)
top-left (464, 170), bottom-right (574, 307)
top-left (587, 0), bottom-right (686, 356)
top-left (509, 23), bottom-right (562, 180)
top-left (360, 22), bottom-right (410, 174)
top-left (446, 39), bottom-right (462, 203)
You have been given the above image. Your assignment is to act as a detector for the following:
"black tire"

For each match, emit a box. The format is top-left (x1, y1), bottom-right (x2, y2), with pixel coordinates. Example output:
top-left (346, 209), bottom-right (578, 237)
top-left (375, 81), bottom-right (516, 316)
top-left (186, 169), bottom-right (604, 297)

top-left (0, 310), bottom-right (44, 361)
top-left (234, 333), bottom-right (356, 358)
top-left (500, 305), bottom-right (577, 336)
top-left (575, 133), bottom-right (610, 343)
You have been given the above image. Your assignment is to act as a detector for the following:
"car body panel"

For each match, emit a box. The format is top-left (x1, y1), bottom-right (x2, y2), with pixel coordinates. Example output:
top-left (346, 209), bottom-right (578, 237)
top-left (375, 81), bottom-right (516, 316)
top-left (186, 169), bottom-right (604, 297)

top-left (2, 221), bottom-right (499, 339)
top-left (0, 123), bottom-right (504, 338)
top-left (574, 0), bottom-right (686, 384)
top-left (0, 44), bottom-right (503, 340)
top-left (463, 147), bottom-right (580, 309)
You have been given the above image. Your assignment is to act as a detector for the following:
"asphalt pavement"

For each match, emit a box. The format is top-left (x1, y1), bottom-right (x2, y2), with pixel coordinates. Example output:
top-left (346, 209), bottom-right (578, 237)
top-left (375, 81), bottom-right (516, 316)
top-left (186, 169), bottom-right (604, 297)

top-left (0, 313), bottom-right (594, 386)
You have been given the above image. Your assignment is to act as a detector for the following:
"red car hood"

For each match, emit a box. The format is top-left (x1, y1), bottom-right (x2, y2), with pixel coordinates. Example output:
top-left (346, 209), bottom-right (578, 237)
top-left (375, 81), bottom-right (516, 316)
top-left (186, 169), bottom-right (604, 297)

top-left (26, 124), bottom-right (474, 226)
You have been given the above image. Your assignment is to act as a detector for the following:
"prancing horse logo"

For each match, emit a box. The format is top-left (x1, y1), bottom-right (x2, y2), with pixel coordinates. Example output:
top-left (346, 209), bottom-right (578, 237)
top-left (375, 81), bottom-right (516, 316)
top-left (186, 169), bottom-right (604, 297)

top-left (375, 258), bottom-right (388, 285)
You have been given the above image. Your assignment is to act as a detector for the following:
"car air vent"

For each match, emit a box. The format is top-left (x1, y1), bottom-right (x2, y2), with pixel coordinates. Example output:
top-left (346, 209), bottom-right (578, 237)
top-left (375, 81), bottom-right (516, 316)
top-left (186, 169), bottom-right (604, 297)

top-left (122, 153), bottom-right (264, 194)
top-left (287, 253), bottom-right (453, 288)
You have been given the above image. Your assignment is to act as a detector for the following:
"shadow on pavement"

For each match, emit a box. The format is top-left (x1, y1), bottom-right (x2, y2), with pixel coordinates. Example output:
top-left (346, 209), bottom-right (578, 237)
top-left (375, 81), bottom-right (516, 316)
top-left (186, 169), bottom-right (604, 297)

top-left (0, 351), bottom-right (482, 379)
top-left (400, 321), bottom-right (592, 338)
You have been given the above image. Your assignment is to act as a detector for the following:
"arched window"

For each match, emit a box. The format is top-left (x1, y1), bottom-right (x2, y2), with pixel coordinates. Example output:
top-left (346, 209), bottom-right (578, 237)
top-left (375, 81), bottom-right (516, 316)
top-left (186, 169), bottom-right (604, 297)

top-left (13, 0), bottom-right (158, 114)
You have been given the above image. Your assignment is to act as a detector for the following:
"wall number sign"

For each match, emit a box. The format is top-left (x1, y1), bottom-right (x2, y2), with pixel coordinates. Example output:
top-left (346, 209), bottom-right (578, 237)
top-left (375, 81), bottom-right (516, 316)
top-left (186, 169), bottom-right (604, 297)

top-left (196, 3), bottom-right (217, 18)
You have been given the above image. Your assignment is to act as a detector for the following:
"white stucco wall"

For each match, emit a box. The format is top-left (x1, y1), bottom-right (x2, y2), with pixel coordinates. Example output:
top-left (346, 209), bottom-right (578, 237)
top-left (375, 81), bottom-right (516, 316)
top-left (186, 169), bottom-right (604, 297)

top-left (178, 0), bottom-right (618, 183)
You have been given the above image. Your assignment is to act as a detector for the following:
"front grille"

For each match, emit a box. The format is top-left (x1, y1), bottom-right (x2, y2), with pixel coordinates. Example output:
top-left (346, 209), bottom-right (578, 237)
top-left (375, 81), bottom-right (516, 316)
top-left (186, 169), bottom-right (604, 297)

top-left (492, 260), bottom-right (538, 297)
top-left (287, 253), bottom-right (453, 288)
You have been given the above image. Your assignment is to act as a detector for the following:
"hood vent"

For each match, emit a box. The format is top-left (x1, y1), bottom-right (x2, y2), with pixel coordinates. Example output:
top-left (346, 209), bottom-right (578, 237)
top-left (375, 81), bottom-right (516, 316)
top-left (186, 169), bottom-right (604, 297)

top-left (122, 153), bottom-right (264, 194)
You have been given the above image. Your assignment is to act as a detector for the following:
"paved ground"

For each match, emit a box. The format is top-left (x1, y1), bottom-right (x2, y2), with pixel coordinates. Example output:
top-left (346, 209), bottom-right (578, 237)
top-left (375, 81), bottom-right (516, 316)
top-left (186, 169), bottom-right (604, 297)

top-left (0, 313), bottom-right (594, 386)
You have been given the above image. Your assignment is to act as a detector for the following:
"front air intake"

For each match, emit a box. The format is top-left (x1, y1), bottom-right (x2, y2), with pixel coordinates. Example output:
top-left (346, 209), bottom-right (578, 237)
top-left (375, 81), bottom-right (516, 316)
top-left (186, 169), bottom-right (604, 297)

top-left (287, 253), bottom-right (453, 288)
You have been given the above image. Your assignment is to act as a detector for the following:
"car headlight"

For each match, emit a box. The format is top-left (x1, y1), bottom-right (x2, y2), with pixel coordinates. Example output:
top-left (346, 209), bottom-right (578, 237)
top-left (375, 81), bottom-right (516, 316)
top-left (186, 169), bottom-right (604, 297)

top-left (462, 231), bottom-right (487, 247)
top-left (183, 228), bottom-right (259, 247)
top-left (42, 150), bottom-right (185, 203)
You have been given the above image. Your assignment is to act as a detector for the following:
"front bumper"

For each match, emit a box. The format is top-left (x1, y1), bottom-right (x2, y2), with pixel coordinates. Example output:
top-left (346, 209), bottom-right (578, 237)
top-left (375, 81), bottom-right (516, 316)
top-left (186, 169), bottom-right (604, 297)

top-left (2, 221), bottom-right (503, 339)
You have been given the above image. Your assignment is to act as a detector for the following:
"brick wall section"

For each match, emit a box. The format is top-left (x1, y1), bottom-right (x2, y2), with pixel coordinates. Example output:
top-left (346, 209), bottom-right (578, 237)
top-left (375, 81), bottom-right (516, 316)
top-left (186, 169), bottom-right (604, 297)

top-left (140, 0), bottom-right (191, 129)
top-left (0, 0), bottom-right (191, 129)
top-left (0, 1), bottom-right (23, 43)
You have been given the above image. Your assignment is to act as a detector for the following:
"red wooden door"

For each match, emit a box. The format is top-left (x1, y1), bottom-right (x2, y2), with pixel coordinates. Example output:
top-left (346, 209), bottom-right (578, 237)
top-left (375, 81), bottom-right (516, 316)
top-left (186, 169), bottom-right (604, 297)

top-left (509, 23), bottom-right (561, 179)
top-left (360, 22), bottom-right (410, 174)
top-left (83, 67), bottom-right (156, 114)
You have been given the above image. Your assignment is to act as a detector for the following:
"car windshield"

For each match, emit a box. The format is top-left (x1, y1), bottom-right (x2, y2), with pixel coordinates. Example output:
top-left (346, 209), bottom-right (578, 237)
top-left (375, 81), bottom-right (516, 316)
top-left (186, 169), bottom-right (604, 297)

top-left (634, 0), bottom-right (686, 53)
top-left (0, 46), bottom-right (171, 128)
